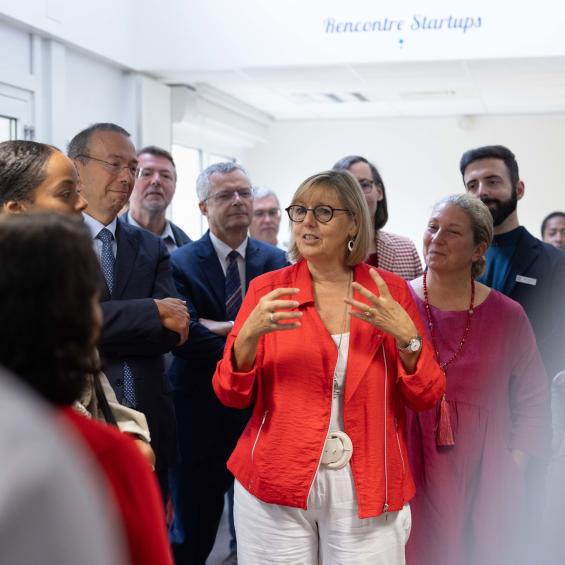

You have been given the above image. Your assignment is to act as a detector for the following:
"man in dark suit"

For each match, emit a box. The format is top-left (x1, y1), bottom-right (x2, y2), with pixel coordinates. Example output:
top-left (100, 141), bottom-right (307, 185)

top-left (460, 145), bottom-right (565, 381)
top-left (68, 123), bottom-right (189, 498)
top-left (123, 145), bottom-right (191, 251)
top-left (169, 162), bottom-right (288, 564)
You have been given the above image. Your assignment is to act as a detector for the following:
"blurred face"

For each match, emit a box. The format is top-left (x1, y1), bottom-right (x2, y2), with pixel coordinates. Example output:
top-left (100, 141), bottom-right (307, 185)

top-left (198, 169), bottom-right (253, 240)
top-left (130, 153), bottom-right (176, 215)
top-left (423, 203), bottom-right (485, 274)
top-left (291, 184), bottom-right (356, 265)
top-left (463, 158), bottom-right (522, 227)
top-left (347, 161), bottom-right (383, 227)
top-left (543, 216), bottom-right (565, 249)
top-left (250, 195), bottom-right (281, 245)
top-left (4, 151), bottom-right (87, 215)
top-left (74, 131), bottom-right (137, 223)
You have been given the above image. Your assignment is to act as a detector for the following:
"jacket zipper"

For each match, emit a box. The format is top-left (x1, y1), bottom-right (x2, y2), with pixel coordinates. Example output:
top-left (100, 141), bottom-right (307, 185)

top-left (382, 344), bottom-right (390, 515)
top-left (394, 416), bottom-right (406, 476)
top-left (251, 410), bottom-right (268, 464)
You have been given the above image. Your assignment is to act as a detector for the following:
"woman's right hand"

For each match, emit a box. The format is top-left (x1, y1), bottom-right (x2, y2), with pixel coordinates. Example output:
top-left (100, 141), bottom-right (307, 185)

top-left (240, 287), bottom-right (302, 341)
top-left (234, 288), bottom-right (302, 372)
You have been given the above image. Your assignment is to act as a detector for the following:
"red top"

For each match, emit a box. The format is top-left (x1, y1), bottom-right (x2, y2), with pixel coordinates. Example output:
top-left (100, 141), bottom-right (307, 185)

top-left (213, 261), bottom-right (444, 518)
top-left (59, 407), bottom-right (173, 565)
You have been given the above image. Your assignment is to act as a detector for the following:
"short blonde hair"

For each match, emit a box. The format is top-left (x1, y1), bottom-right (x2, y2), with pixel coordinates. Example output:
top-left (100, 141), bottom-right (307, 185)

top-left (432, 193), bottom-right (493, 278)
top-left (287, 170), bottom-right (372, 267)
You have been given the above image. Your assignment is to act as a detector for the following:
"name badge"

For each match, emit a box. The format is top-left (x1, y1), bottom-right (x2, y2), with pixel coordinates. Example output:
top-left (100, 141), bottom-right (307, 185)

top-left (516, 275), bottom-right (537, 286)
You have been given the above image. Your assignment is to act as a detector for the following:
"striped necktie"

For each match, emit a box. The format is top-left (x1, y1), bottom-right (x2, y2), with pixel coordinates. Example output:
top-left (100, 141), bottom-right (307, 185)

top-left (96, 228), bottom-right (137, 408)
top-left (225, 250), bottom-right (242, 321)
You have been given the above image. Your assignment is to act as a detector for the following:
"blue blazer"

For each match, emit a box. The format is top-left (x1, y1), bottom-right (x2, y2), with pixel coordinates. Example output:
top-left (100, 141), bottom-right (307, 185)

top-left (494, 227), bottom-right (565, 379)
top-left (98, 218), bottom-right (180, 468)
top-left (169, 231), bottom-right (288, 463)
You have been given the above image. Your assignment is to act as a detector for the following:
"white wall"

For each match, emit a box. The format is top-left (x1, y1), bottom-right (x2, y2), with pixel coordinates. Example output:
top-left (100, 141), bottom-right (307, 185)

top-left (243, 114), bottom-right (565, 252)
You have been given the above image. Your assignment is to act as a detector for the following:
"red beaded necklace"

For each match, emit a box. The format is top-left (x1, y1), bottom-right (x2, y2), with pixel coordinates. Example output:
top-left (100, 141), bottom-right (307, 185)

top-left (422, 270), bottom-right (475, 446)
top-left (423, 270), bottom-right (475, 371)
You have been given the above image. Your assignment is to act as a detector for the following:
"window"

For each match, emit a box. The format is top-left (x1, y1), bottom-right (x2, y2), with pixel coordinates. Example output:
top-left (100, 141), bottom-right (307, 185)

top-left (0, 115), bottom-right (17, 142)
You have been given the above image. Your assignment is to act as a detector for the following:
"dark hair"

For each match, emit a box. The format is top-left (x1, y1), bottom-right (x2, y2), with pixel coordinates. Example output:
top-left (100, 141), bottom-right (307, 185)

top-left (67, 122), bottom-right (131, 160)
top-left (541, 211), bottom-right (565, 237)
top-left (459, 145), bottom-right (520, 188)
top-left (0, 141), bottom-right (57, 206)
top-left (0, 214), bottom-right (103, 405)
top-left (138, 145), bottom-right (176, 169)
top-left (332, 155), bottom-right (389, 230)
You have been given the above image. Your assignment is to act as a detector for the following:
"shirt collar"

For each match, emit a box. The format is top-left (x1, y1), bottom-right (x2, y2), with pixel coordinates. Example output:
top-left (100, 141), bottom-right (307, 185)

top-left (209, 230), bottom-right (248, 261)
top-left (83, 213), bottom-right (118, 239)
top-left (128, 213), bottom-right (175, 242)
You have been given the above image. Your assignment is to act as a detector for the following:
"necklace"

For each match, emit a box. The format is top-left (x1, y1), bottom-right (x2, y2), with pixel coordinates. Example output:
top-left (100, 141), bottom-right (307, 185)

top-left (332, 271), bottom-right (353, 398)
top-left (422, 270), bottom-right (475, 446)
top-left (422, 271), bottom-right (475, 372)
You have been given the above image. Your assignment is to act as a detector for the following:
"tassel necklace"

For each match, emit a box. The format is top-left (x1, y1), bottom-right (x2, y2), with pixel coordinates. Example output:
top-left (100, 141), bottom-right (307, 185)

top-left (423, 270), bottom-right (475, 447)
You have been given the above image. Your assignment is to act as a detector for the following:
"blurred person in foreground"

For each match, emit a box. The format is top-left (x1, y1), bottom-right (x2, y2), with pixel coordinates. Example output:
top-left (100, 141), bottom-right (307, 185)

top-left (333, 155), bottom-right (422, 280)
top-left (0, 139), bottom-right (153, 462)
top-left (0, 213), bottom-right (173, 565)
top-left (212, 170), bottom-right (444, 564)
top-left (406, 194), bottom-right (550, 565)
top-left (541, 211), bottom-right (565, 250)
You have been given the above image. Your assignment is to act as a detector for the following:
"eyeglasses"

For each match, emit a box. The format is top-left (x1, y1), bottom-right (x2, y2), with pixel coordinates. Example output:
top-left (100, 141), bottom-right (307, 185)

top-left (77, 155), bottom-right (138, 177)
top-left (358, 179), bottom-right (377, 194)
top-left (253, 208), bottom-right (281, 219)
top-left (203, 189), bottom-right (254, 203)
top-left (136, 168), bottom-right (175, 182)
top-left (285, 205), bottom-right (351, 224)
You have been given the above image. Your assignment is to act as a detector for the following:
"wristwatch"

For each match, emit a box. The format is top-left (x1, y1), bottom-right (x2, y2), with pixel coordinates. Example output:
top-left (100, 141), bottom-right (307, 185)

top-left (397, 335), bottom-right (422, 353)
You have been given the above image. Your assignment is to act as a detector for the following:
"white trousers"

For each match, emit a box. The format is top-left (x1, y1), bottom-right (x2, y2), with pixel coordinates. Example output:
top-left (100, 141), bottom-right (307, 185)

top-left (234, 465), bottom-right (411, 565)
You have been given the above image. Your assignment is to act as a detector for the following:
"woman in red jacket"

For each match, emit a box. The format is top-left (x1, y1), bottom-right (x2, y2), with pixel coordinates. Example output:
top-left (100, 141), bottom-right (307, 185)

top-left (213, 170), bottom-right (444, 564)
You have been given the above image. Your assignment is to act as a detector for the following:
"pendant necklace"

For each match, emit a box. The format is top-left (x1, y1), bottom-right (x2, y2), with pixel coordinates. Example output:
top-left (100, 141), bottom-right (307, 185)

top-left (423, 270), bottom-right (475, 446)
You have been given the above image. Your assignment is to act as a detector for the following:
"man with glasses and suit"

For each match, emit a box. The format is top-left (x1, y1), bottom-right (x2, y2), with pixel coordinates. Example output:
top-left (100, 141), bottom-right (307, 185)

top-left (68, 123), bottom-right (189, 501)
top-left (249, 186), bottom-right (284, 249)
top-left (169, 162), bottom-right (287, 564)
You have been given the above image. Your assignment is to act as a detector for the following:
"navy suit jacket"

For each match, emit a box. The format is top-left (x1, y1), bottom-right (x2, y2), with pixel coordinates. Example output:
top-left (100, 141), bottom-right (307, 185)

top-left (484, 227), bottom-right (565, 380)
top-left (169, 231), bottom-right (288, 463)
top-left (98, 218), bottom-right (180, 468)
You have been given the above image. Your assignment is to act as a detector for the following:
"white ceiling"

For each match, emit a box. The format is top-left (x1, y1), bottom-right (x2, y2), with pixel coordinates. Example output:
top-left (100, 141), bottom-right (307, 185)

top-left (160, 57), bottom-right (565, 121)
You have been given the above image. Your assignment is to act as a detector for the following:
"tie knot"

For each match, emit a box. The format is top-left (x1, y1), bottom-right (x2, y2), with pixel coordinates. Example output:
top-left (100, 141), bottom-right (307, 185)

top-left (97, 228), bottom-right (114, 244)
top-left (227, 250), bottom-right (239, 263)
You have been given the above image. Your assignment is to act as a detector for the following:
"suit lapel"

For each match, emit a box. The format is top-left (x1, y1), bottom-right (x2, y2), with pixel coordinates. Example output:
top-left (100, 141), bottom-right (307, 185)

top-left (113, 220), bottom-right (139, 298)
top-left (196, 232), bottom-right (226, 308)
top-left (503, 229), bottom-right (540, 296)
top-left (244, 239), bottom-right (265, 290)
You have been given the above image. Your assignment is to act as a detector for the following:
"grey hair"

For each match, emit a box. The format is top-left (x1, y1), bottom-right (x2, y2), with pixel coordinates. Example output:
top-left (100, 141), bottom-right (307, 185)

top-left (196, 162), bottom-right (250, 202)
top-left (253, 186), bottom-right (280, 205)
top-left (432, 193), bottom-right (493, 278)
top-left (67, 123), bottom-right (130, 160)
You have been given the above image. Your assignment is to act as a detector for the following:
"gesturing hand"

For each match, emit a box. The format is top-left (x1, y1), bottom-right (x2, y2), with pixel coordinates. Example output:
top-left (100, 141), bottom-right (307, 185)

top-left (344, 268), bottom-right (417, 345)
top-left (242, 288), bottom-right (302, 341)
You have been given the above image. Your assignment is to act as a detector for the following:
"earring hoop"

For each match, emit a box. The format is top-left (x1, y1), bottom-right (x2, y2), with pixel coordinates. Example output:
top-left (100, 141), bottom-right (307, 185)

top-left (347, 238), bottom-right (355, 252)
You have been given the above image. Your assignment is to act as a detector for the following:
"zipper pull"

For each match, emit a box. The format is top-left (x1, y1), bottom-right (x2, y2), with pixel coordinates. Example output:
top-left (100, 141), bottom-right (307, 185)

top-left (383, 502), bottom-right (389, 520)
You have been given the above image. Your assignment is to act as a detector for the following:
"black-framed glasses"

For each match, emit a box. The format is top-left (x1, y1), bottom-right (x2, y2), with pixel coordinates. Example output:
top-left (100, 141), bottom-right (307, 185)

top-left (285, 205), bottom-right (351, 224)
top-left (253, 208), bottom-right (281, 219)
top-left (203, 189), bottom-right (254, 203)
top-left (77, 154), bottom-right (138, 177)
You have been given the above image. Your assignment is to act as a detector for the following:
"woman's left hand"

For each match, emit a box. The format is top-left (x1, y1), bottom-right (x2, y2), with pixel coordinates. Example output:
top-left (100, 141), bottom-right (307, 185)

top-left (344, 268), bottom-right (418, 346)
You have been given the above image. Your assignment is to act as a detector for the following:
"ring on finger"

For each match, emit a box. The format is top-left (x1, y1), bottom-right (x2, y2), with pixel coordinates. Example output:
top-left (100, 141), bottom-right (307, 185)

top-left (363, 309), bottom-right (372, 318)
top-left (269, 312), bottom-right (275, 324)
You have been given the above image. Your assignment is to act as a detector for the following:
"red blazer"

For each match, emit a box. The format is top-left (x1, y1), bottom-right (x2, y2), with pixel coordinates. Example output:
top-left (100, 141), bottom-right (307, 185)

top-left (213, 261), bottom-right (444, 518)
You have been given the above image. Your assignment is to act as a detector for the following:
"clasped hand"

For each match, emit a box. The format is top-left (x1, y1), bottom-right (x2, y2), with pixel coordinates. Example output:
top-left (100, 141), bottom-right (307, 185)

top-left (154, 297), bottom-right (190, 345)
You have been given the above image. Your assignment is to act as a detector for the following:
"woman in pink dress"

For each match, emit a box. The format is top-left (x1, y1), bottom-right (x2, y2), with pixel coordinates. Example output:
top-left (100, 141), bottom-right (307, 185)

top-left (406, 194), bottom-right (550, 565)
